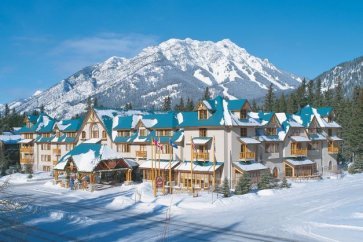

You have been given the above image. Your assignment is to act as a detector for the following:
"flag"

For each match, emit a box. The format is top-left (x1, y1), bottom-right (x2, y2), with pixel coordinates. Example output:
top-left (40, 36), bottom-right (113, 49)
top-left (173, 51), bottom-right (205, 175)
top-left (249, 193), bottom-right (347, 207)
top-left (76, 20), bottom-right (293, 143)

top-left (153, 138), bottom-right (163, 150)
top-left (191, 141), bottom-right (196, 151)
top-left (169, 139), bottom-right (178, 149)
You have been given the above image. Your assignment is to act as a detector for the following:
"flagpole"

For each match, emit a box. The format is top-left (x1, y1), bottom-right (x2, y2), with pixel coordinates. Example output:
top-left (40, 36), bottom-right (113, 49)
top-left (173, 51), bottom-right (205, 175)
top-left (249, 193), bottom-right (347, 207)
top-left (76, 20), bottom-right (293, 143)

top-left (152, 139), bottom-right (156, 197)
top-left (169, 140), bottom-right (172, 194)
top-left (190, 136), bottom-right (193, 193)
top-left (213, 136), bottom-right (216, 192)
top-left (151, 139), bottom-right (154, 181)
top-left (158, 137), bottom-right (161, 177)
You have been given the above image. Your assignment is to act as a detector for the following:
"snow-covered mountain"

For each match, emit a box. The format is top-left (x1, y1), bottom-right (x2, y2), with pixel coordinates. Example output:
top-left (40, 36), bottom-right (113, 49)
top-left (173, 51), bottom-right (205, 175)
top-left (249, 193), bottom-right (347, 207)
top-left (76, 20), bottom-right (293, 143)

top-left (2, 38), bottom-right (302, 118)
top-left (315, 56), bottom-right (363, 96)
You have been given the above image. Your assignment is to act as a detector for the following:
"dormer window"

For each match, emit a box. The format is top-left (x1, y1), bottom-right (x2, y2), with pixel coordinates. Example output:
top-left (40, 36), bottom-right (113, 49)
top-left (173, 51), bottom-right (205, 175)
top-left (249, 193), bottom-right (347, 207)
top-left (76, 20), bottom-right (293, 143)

top-left (240, 109), bottom-right (247, 119)
top-left (240, 128), bottom-right (247, 137)
top-left (328, 129), bottom-right (332, 137)
top-left (82, 131), bottom-right (86, 139)
top-left (139, 129), bottom-right (147, 136)
top-left (26, 121), bottom-right (31, 128)
top-left (328, 115), bottom-right (333, 123)
top-left (117, 130), bottom-right (130, 137)
top-left (102, 131), bottom-right (107, 140)
top-left (266, 127), bottom-right (277, 136)
top-left (198, 110), bottom-right (208, 120)
top-left (56, 131), bottom-right (60, 138)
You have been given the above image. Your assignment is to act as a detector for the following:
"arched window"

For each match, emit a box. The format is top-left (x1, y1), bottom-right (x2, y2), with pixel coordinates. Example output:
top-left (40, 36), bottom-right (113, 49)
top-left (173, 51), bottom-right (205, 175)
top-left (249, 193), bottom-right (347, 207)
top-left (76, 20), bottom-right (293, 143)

top-left (102, 130), bottom-right (107, 139)
top-left (273, 167), bottom-right (278, 178)
top-left (82, 131), bottom-right (86, 139)
top-left (91, 124), bottom-right (99, 138)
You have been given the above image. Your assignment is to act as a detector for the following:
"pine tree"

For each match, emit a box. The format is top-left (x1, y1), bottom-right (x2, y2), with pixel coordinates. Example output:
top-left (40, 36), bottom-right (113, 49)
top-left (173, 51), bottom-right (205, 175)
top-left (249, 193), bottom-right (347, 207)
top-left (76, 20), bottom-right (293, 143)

top-left (174, 97), bottom-right (185, 111)
top-left (280, 177), bottom-right (291, 188)
top-left (314, 78), bottom-right (323, 106)
top-left (4, 104), bottom-right (10, 117)
top-left (0, 150), bottom-right (9, 175)
top-left (278, 93), bottom-right (287, 112)
top-left (222, 177), bottom-right (230, 197)
top-left (307, 80), bottom-right (314, 105)
top-left (203, 87), bottom-right (211, 100)
top-left (185, 98), bottom-right (194, 111)
top-left (40, 105), bottom-right (45, 113)
top-left (264, 84), bottom-right (275, 112)
top-left (257, 171), bottom-right (273, 190)
top-left (251, 99), bottom-right (258, 112)
top-left (235, 173), bottom-right (251, 195)
top-left (162, 96), bottom-right (171, 111)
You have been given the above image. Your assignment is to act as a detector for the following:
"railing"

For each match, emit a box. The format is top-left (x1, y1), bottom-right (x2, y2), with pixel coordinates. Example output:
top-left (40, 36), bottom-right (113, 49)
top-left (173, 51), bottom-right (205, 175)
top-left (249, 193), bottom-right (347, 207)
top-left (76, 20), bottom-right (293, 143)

top-left (192, 152), bottom-right (209, 160)
top-left (291, 148), bottom-right (308, 156)
top-left (53, 148), bottom-right (61, 155)
top-left (20, 157), bottom-right (33, 164)
top-left (136, 151), bottom-right (147, 158)
top-left (20, 147), bottom-right (33, 153)
top-left (328, 146), bottom-right (339, 154)
top-left (240, 151), bottom-right (255, 160)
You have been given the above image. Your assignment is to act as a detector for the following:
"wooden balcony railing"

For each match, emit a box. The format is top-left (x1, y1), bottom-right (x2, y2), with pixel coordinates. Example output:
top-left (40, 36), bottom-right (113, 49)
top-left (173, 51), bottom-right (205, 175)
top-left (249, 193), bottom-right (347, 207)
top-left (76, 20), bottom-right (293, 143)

top-left (53, 148), bottom-right (61, 155)
top-left (240, 151), bottom-right (255, 160)
top-left (328, 146), bottom-right (339, 154)
top-left (192, 152), bottom-right (209, 160)
top-left (20, 147), bottom-right (33, 153)
top-left (20, 157), bottom-right (33, 164)
top-left (291, 148), bottom-right (308, 156)
top-left (136, 150), bottom-right (147, 158)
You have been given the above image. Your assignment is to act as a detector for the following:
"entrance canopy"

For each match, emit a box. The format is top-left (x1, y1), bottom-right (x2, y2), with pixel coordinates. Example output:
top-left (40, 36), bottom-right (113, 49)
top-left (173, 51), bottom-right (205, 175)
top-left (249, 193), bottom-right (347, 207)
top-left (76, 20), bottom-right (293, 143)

top-left (192, 137), bottom-right (212, 145)
top-left (54, 143), bottom-right (128, 172)
top-left (291, 136), bottom-right (311, 142)
top-left (175, 161), bottom-right (223, 173)
top-left (18, 139), bottom-right (34, 144)
top-left (328, 136), bottom-right (343, 142)
top-left (285, 158), bottom-right (315, 167)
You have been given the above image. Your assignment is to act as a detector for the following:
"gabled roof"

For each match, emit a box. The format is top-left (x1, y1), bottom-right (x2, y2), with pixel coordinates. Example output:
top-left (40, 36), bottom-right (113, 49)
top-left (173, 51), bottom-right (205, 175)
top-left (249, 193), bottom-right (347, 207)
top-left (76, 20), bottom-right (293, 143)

top-left (227, 99), bottom-right (247, 111)
top-left (18, 113), bottom-right (56, 133)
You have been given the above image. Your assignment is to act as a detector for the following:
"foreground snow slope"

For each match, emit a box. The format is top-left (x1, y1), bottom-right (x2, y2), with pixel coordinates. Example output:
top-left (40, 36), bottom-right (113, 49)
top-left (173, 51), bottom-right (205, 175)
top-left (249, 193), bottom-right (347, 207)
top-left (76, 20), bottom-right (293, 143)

top-left (1, 173), bottom-right (362, 241)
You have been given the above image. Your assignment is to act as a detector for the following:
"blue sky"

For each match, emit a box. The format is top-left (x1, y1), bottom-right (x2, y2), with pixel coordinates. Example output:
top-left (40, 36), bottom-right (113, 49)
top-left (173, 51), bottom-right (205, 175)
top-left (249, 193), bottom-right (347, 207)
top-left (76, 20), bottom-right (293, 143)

top-left (0, 0), bottom-right (362, 103)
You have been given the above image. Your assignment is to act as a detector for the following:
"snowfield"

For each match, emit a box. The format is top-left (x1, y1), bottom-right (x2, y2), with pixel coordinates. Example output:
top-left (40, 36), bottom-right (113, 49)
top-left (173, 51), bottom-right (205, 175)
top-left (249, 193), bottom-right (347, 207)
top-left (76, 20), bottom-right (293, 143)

top-left (1, 172), bottom-right (363, 241)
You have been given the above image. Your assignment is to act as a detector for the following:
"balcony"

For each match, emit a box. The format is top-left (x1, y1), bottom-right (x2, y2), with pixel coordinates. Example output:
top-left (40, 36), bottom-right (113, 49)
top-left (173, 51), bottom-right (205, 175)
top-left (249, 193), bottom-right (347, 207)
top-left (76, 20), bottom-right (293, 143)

top-left (291, 148), bottom-right (308, 156)
top-left (53, 148), bottom-right (61, 156)
top-left (136, 150), bottom-right (147, 158)
top-left (20, 147), bottom-right (33, 153)
top-left (240, 151), bottom-right (255, 160)
top-left (20, 157), bottom-right (33, 164)
top-left (192, 152), bottom-right (209, 160)
top-left (328, 146), bottom-right (339, 154)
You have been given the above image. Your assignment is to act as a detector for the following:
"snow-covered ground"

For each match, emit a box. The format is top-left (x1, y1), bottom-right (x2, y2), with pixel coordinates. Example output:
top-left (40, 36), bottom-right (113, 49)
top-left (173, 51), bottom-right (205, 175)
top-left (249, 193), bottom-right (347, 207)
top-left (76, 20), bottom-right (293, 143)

top-left (1, 172), bottom-right (363, 241)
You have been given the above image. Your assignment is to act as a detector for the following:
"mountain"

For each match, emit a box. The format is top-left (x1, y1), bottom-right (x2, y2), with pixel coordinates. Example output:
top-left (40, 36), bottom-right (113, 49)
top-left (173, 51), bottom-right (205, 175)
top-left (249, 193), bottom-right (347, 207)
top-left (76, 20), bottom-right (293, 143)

top-left (2, 38), bottom-right (302, 118)
top-left (315, 56), bottom-right (363, 96)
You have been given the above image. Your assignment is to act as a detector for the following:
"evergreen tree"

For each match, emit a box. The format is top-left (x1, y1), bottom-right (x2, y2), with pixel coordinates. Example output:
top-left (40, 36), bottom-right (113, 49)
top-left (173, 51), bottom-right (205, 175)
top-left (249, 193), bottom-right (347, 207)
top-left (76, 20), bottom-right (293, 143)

top-left (235, 173), bottom-right (251, 195)
top-left (251, 99), bottom-right (258, 112)
top-left (162, 96), bottom-right (172, 111)
top-left (264, 84), bottom-right (275, 112)
top-left (278, 93), bottom-right (287, 112)
top-left (174, 97), bottom-right (185, 111)
top-left (124, 102), bottom-right (132, 110)
top-left (280, 177), bottom-right (291, 188)
top-left (4, 104), bottom-right (10, 117)
top-left (0, 150), bottom-right (9, 175)
top-left (185, 98), bottom-right (194, 111)
top-left (257, 171), bottom-right (274, 190)
top-left (222, 177), bottom-right (230, 197)
top-left (314, 78), bottom-right (323, 106)
top-left (307, 80), bottom-right (314, 105)
top-left (40, 105), bottom-right (45, 113)
top-left (203, 87), bottom-right (211, 100)
top-left (93, 97), bottom-right (98, 107)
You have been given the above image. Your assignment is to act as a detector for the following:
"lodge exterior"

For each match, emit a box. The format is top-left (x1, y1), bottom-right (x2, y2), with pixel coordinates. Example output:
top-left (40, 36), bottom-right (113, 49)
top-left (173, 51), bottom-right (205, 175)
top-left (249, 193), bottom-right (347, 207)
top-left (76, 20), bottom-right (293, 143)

top-left (18, 96), bottom-right (342, 190)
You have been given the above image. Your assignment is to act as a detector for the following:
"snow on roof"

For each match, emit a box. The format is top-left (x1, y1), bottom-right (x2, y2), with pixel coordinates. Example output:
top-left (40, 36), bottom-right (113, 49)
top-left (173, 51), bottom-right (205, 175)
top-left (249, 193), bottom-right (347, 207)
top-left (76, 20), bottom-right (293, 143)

top-left (123, 159), bottom-right (139, 168)
top-left (177, 112), bottom-right (183, 125)
top-left (309, 133), bottom-right (326, 141)
top-left (192, 137), bottom-right (212, 145)
top-left (142, 118), bottom-right (158, 128)
top-left (291, 136), bottom-right (311, 142)
top-left (139, 160), bottom-right (180, 170)
top-left (18, 139), bottom-right (34, 144)
top-left (222, 99), bottom-right (233, 126)
top-left (285, 158), bottom-right (315, 166)
top-left (83, 138), bottom-right (101, 144)
top-left (55, 143), bottom-right (124, 172)
top-left (202, 100), bottom-right (212, 110)
top-left (0, 133), bottom-right (21, 144)
top-left (233, 162), bottom-right (268, 172)
top-left (175, 161), bottom-right (223, 172)
top-left (239, 137), bottom-right (261, 144)
top-left (258, 135), bottom-right (282, 142)
top-left (328, 136), bottom-right (343, 141)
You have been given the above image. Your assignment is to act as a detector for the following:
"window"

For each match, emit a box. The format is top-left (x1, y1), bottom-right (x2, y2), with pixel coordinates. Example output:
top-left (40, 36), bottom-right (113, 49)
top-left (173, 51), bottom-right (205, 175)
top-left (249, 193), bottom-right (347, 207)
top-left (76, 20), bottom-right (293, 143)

top-left (66, 132), bottom-right (76, 138)
top-left (265, 127), bottom-right (277, 136)
top-left (308, 142), bottom-right (319, 150)
top-left (81, 131), bottom-right (86, 139)
top-left (25, 133), bottom-right (33, 139)
top-left (102, 130), bottom-right (107, 139)
top-left (43, 166), bottom-right (50, 172)
top-left (198, 110), bottom-right (208, 120)
top-left (117, 144), bottom-right (130, 153)
top-left (43, 133), bottom-right (51, 138)
top-left (240, 128), bottom-right (247, 137)
top-left (328, 129), bottom-right (332, 137)
top-left (328, 115), bottom-right (333, 123)
top-left (240, 109), bottom-right (247, 119)
top-left (139, 145), bottom-right (146, 151)
top-left (66, 144), bottom-right (74, 151)
top-left (117, 130), bottom-right (130, 137)
top-left (265, 143), bottom-right (278, 153)
top-left (241, 144), bottom-right (246, 153)
top-left (41, 144), bottom-right (51, 150)
top-left (163, 144), bottom-right (172, 154)
top-left (199, 128), bottom-right (207, 137)
top-left (139, 129), bottom-right (147, 136)
top-left (91, 124), bottom-right (99, 138)
top-left (156, 130), bottom-right (172, 136)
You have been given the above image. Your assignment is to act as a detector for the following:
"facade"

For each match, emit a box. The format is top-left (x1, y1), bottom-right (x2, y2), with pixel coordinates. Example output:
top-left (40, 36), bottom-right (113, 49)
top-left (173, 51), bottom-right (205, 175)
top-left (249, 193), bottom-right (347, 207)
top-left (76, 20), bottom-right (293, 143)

top-left (18, 96), bottom-right (343, 189)
top-left (0, 131), bottom-right (21, 173)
